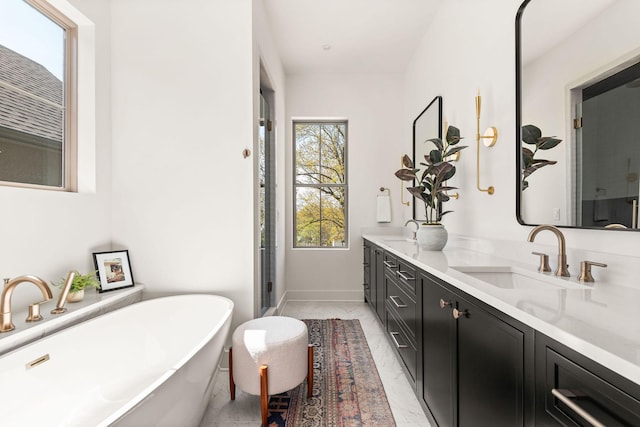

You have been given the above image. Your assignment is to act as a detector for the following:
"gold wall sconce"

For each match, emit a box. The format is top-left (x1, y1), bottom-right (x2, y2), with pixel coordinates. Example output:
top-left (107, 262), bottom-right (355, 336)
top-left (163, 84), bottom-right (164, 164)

top-left (475, 91), bottom-right (497, 195)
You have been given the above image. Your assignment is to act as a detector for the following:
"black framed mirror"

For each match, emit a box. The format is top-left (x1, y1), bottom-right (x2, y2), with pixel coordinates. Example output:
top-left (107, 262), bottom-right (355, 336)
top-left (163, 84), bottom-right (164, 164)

top-left (412, 96), bottom-right (443, 220)
top-left (516, 0), bottom-right (640, 231)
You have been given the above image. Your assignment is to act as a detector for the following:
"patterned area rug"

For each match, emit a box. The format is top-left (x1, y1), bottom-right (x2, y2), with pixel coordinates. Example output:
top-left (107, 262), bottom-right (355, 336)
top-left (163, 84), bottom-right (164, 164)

top-left (267, 319), bottom-right (396, 426)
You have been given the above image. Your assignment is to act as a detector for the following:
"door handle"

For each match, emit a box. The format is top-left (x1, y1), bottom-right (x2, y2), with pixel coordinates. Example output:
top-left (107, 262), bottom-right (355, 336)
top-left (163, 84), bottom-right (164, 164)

top-left (453, 308), bottom-right (468, 319)
top-left (551, 388), bottom-right (606, 427)
top-left (389, 332), bottom-right (408, 349)
top-left (389, 295), bottom-right (408, 308)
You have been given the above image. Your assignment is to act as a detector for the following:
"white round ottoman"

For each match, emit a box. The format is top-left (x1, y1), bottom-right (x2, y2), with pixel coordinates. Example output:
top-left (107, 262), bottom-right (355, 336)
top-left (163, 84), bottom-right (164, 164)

top-left (229, 316), bottom-right (313, 426)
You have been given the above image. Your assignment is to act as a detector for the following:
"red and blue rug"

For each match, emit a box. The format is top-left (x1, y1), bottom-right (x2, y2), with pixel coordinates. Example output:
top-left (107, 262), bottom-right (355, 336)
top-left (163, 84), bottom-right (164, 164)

top-left (267, 319), bottom-right (396, 426)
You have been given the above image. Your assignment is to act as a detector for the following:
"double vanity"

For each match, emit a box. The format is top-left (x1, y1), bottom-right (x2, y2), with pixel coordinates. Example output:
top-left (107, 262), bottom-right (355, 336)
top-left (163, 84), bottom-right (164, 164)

top-left (363, 233), bottom-right (640, 426)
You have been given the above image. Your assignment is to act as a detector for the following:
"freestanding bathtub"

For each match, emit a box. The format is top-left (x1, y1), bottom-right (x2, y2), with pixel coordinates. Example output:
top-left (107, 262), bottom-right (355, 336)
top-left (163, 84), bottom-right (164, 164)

top-left (0, 294), bottom-right (233, 427)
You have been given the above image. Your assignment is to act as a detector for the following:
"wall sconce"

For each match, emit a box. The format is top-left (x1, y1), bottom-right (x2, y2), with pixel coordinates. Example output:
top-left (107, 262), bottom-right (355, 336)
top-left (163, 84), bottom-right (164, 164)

top-left (475, 91), bottom-right (497, 195)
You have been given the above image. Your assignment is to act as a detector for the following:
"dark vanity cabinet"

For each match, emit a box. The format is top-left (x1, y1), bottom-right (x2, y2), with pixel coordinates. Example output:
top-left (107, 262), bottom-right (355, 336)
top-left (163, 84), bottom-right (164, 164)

top-left (363, 240), bottom-right (384, 323)
top-left (363, 242), bottom-right (639, 427)
top-left (385, 255), bottom-right (419, 385)
top-left (535, 332), bottom-right (640, 426)
top-left (421, 271), bottom-right (535, 427)
top-left (363, 241), bottom-right (371, 304)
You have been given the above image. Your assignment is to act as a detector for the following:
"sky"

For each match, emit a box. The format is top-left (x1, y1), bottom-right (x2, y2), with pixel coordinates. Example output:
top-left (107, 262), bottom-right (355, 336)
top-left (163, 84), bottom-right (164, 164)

top-left (0, 0), bottom-right (64, 80)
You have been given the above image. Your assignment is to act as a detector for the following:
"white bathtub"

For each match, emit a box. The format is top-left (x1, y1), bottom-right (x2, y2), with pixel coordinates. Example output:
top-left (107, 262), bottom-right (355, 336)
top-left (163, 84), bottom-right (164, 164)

top-left (0, 294), bottom-right (233, 427)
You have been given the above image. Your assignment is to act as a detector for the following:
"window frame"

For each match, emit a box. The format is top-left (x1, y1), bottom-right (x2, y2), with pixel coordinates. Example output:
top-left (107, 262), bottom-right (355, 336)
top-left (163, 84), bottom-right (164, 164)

top-left (0, 0), bottom-right (78, 191)
top-left (292, 119), bottom-right (349, 249)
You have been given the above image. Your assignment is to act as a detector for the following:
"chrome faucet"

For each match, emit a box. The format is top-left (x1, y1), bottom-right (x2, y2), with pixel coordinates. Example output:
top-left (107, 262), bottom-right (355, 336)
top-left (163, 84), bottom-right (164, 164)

top-left (405, 219), bottom-right (419, 240)
top-left (1, 275), bottom-right (53, 333)
top-left (527, 225), bottom-right (570, 277)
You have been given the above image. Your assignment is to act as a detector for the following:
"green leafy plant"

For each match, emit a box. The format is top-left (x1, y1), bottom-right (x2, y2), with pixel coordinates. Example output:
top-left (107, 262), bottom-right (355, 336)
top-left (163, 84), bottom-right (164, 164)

top-left (521, 124), bottom-right (562, 190)
top-left (54, 270), bottom-right (100, 293)
top-left (395, 125), bottom-right (467, 224)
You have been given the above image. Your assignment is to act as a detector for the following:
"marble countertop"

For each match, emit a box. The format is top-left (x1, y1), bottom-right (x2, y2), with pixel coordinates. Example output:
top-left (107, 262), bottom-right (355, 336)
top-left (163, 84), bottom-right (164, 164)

top-left (0, 285), bottom-right (144, 356)
top-left (363, 234), bottom-right (640, 386)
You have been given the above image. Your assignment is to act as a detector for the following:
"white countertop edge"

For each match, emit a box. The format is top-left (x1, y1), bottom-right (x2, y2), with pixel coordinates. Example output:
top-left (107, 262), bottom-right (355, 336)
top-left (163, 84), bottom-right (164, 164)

top-left (363, 234), bottom-right (640, 387)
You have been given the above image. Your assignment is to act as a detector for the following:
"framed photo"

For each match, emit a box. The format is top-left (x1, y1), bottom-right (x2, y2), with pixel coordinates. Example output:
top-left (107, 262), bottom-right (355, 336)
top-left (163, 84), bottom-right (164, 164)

top-left (93, 250), bottom-right (135, 293)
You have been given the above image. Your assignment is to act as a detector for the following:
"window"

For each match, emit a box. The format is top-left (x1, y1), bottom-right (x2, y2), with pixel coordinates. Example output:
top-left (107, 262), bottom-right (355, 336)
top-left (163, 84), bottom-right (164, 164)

top-left (293, 121), bottom-right (348, 248)
top-left (0, 0), bottom-right (77, 190)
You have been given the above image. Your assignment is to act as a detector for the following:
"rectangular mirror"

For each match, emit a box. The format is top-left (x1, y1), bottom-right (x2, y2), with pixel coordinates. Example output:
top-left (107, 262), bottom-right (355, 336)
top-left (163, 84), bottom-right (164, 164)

top-left (413, 96), bottom-right (442, 220)
top-left (516, 0), bottom-right (640, 230)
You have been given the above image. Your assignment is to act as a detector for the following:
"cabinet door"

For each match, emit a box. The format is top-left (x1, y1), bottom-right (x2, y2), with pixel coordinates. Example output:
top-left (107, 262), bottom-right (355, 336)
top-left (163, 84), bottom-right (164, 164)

top-left (456, 297), bottom-right (525, 427)
top-left (368, 246), bottom-right (378, 310)
top-left (536, 333), bottom-right (640, 427)
top-left (422, 273), bottom-right (455, 427)
top-left (375, 248), bottom-right (385, 322)
top-left (363, 242), bottom-right (371, 303)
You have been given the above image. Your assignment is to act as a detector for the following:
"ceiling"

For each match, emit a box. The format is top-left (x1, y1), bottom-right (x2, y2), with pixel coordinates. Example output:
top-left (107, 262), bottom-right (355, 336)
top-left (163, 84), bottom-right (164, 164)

top-left (262, 0), bottom-right (443, 74)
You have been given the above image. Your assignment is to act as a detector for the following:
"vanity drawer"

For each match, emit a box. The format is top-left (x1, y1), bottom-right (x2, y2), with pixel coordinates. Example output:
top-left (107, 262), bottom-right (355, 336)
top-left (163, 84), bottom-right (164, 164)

top-left (396, 258), bottom-right (417, 295)
top-left (537, 335), bottom-right (640, 426)
top-left (386, 277), bottom-right (417, 341)
top-left (383, 252), bottom-right (398, 274)
top-left (386, 310), bottom-right (417, 383)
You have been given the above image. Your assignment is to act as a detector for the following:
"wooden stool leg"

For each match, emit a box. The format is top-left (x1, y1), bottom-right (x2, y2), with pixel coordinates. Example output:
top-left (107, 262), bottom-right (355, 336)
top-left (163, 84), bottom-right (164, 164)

top-left (229, 347), bottom-right (235, 400)
top-left (260, 365), bottom-right (269, 427)
top-left (307, 344), bottom-right (313, 398)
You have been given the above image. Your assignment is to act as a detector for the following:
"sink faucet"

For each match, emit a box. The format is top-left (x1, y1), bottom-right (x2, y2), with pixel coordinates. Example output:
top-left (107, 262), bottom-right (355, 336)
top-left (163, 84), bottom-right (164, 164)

top-left (405, 219), bottom-right (419, 240)
top-left (1, 275), bottom-right (53, 333)
top-left (527, 225), bottom-right (570, 277)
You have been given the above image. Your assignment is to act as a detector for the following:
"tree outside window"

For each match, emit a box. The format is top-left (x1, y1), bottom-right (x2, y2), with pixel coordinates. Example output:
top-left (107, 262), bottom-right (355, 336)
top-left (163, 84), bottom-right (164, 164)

top-left (294, 121), bottom-right (347, 248)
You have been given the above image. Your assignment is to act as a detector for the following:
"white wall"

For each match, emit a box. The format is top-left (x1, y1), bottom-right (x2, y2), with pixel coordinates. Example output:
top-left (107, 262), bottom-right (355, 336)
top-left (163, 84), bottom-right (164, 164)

top-left (0, 0), bottom-right (111, 310)
top-left (285, 73), bottom-right (404, 301)
top-left (402, 0), bottom-right (640, 256)
top-left (110, 0), bottom-right (258, 327)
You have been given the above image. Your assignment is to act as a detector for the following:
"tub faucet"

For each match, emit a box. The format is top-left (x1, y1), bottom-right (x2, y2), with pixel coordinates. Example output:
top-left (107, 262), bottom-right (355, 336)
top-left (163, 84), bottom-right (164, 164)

top-left (1, 275), bottom-right (53, 333)
top-left (527, 225), bottom-right (570, 277)
top-left (405, 219), bottom-right (419, 240)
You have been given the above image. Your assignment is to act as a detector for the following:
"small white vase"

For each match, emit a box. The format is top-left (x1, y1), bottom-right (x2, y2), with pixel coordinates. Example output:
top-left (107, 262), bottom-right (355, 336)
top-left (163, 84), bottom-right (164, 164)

top-left (66, 289), bottom-right (84, 303)
top-left (416, 223), bottom-right (448, 251)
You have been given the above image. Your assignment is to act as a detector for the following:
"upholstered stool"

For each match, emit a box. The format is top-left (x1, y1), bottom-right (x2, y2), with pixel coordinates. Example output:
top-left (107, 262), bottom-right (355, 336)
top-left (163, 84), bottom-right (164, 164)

top-left (229, 316), bottom-right (313, 426)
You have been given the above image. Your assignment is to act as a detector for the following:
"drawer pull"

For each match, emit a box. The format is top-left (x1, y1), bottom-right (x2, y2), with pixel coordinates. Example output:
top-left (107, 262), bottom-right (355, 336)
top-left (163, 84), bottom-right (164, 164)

top-left (383, 261), bottom-right (397, 269)
top-left (551, 388), bottom-right (606, 427)
top-left (390, 295), bottom-right (408, 308)
top-left (397, 271), bottom-right (415, 281)
top-left (439, 299), bottom-right (451, 309)
top-left (453, 308), bottom-right (468, 319)
top-left (389, 332), bottom-right (408, 349)
top-left (363, 262), bottom-right (369, 267)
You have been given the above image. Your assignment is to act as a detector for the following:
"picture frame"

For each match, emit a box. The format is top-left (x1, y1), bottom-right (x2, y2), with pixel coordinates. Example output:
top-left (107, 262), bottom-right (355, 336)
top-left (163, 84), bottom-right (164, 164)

top-left (93, 250), bottom-right (135, 293)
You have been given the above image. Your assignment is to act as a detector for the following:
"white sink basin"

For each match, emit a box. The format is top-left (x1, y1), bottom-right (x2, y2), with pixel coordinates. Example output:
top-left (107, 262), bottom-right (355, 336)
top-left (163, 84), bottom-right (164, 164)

top-left (383, 238), bottom-right (417, 243)
top-left (451, 266), bottom-right (584, 291)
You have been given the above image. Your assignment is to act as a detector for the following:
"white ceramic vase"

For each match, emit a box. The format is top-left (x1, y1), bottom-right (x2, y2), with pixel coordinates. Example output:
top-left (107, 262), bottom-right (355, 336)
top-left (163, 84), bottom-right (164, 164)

top-left (66, 289), bottom-right (84, 303)
top-left (416, 223), bottom-right (448, 251)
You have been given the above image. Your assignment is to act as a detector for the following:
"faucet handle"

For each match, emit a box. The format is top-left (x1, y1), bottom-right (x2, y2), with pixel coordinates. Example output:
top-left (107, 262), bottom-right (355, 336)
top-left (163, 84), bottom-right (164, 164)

top-left (26, 300), bottom-right (48, 322)
top-left (532, 252), bottom-right (551, 273)
top-left (3, 278), bottom-right (9, 287)
top-left (578, 261), bottom-right (607, 283)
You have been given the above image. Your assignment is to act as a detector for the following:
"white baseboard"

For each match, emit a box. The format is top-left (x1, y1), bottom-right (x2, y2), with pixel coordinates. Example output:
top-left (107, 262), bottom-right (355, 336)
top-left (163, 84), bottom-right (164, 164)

top-left (284, 289), bottom-right (364, 302)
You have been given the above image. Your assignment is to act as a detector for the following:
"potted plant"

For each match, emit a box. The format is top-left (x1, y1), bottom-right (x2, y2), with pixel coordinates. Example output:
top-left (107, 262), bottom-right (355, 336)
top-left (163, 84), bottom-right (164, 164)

top-left (395, 125), bottom-right (467, 250)
top-left (521, 124), bottom-right (562, 190)
top-left (54, 270), bottom-right (100, 303)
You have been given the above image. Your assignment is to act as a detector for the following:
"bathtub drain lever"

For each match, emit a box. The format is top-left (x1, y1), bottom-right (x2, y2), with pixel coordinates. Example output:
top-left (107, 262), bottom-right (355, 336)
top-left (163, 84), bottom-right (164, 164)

top-left (26, 353), bottom-right (50, 370)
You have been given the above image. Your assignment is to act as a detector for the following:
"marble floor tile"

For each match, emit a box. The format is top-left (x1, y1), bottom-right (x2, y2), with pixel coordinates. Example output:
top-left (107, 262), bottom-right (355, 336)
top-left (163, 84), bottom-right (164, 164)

top-left (199, 301), bottom-right (431, 426)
